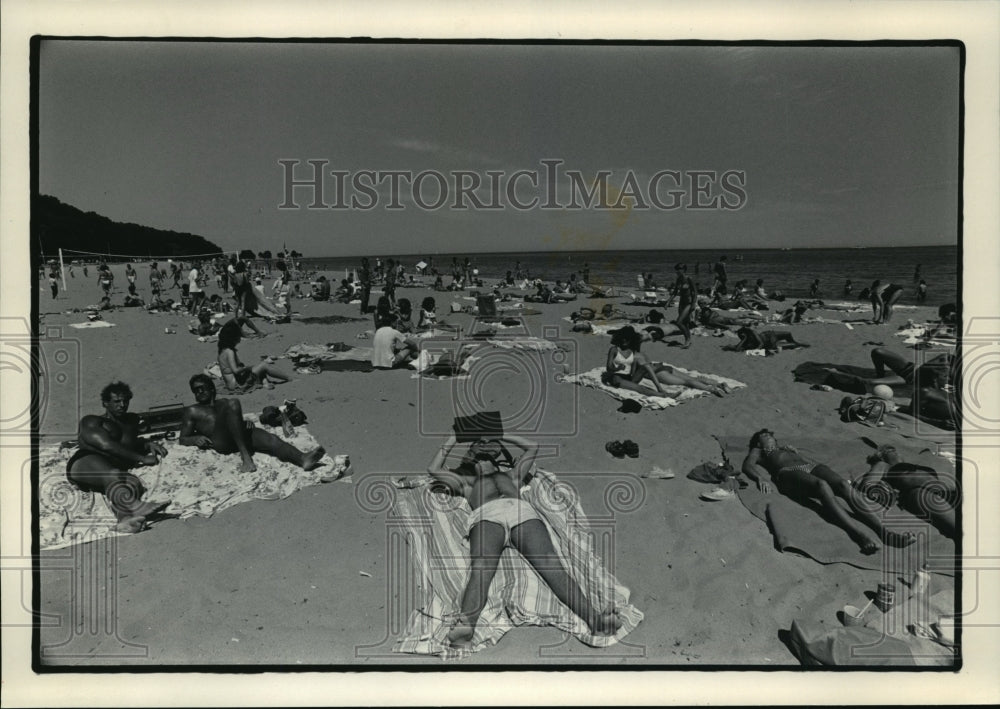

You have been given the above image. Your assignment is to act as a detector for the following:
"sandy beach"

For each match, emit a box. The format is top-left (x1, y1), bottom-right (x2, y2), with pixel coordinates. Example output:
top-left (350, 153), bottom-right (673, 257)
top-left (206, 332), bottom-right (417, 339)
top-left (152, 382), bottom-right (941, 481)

top-left (31, 263), bottom-right (958, 667)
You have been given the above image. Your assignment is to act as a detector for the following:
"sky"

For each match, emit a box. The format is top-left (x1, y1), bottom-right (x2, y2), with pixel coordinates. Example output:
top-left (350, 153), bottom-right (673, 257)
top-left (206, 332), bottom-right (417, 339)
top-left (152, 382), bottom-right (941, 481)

top-left (37, 41), bottom-right (960, 257)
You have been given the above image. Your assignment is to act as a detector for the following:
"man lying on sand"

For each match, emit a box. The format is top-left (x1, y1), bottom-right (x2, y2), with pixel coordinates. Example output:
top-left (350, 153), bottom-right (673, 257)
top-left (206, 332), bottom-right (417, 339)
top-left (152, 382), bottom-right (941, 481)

top-left (179, 374), bottom-right (325, 473)
top-left (742, 429), bottom-right (916, 555)
top-left (66, 382), bottom-right (171, 533)
top-left (732, 327), bottom-right (809, 353)
top-left (823, 348), bottom-right (957, 424)
top-left (853, 444), bottom-right (957, 539)
top-left (427, 433), bottom-right (622, 648)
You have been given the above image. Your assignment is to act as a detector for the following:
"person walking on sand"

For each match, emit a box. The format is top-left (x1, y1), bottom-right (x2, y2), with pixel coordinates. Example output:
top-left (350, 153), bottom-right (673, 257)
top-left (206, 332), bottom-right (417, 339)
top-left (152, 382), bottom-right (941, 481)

top-left (66, 382), bottom-right (171, 533)
top-left (179, 374), bottom-right (325, 473)
top-left (427, 432), bottom-right (622, 648)
top-left (672, 263), bottom-right (695, 348)
top-left (742, 429), bottom-right (917, 555)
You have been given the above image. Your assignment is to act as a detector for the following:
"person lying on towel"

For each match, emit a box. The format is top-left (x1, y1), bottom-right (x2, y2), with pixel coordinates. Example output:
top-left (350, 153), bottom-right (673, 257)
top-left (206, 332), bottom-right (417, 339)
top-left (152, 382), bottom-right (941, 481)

top-left (427, 432), bottom-right (622, 649)
top-left (823, 348), bottom-right (957, 426)
top-left (179, 374), bottom-right (325, 473)
top-left (66, 381), bottom-right (171, 534)
top-left (741, 429), bottom-right (917, 555)
top-left (853, 444), bottom-right (957, 540)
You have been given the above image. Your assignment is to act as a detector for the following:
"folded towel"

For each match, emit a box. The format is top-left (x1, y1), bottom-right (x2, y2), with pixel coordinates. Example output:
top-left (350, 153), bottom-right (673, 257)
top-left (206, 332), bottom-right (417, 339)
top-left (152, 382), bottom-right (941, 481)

top-left (391, 468), bottom-right (643, 658)
top-left (68, 321), bottom-right (116, 329)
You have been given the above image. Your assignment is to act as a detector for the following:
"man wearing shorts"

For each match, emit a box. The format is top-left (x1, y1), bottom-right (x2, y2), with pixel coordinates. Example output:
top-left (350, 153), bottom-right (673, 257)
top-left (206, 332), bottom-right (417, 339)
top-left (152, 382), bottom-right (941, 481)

top-left (178, 374), bottom-right (325, 473)
top-left (66, 382), bottom-right (171, 533)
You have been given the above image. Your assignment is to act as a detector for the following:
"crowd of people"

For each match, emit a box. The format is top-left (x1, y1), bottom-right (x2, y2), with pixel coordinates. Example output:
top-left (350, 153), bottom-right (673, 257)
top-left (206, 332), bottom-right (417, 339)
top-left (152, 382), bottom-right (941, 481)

top-left (56, 250), bottom-right (957, 654)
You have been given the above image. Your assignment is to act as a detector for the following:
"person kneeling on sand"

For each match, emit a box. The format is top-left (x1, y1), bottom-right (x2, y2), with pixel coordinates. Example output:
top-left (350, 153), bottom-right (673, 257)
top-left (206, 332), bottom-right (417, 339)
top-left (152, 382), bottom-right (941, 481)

top-left (66, 382), bottom-right (171, 533)
top-left (741, 429), bottom-right (916, 555)
top-left (179, 374), bottom-right (325, 473)
top-left (427, 432), bottom-right (621, 649)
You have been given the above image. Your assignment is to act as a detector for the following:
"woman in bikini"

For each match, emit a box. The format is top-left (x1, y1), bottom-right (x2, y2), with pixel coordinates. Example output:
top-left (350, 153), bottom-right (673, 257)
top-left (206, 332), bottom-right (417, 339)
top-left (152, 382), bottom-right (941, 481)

top-left (217, 320), bottom-right (290, 392)
top-left (427, 432), bottom-right (621, 649)
top-left (604, 327), bottom-right (731, 397)
top-left (741, 429), bottom-right (917, 554)
top-left (672, 263), bottom-right (696, 348)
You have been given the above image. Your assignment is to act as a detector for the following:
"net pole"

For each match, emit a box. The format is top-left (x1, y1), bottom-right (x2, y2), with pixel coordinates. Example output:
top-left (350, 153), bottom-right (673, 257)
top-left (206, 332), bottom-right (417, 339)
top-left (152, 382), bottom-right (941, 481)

top-left (58, 248), bottom-right (68, 291)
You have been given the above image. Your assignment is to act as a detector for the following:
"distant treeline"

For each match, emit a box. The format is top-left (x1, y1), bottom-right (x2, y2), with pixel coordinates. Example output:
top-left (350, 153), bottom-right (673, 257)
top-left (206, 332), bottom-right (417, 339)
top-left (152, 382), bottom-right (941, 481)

top-left (32, 195), bottom-right (224, 261)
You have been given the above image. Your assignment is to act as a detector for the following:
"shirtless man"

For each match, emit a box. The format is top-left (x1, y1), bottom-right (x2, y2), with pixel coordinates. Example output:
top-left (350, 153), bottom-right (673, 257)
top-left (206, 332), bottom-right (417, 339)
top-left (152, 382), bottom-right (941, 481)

top-left (178, 374), bottom-right (325, 473)
top-left (66, 382), bottom-right (171, 533)
top-left (427, 433), bottom-right (621, 649)
top-left (742, 429), bottom-right (916, 555)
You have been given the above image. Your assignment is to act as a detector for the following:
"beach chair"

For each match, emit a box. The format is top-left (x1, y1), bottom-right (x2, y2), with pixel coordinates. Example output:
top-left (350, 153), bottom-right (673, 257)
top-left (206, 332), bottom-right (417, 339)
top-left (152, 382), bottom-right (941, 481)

top-left (467, 295), bottom-right (527, 337)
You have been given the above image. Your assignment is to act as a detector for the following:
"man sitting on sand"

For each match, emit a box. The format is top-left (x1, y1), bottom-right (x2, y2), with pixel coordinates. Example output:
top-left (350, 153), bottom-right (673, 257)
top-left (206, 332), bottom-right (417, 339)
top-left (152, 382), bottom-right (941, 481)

top-left (742, 429), bottom-right (916, 555)
top-left (427, 432), bottom-right (622, 648)
top-left (371, 310), bottom-right (420, 369)
top-left (66, 382), bottom-right (171, 533)
top-left (179, 374), bottom-right (325, 473)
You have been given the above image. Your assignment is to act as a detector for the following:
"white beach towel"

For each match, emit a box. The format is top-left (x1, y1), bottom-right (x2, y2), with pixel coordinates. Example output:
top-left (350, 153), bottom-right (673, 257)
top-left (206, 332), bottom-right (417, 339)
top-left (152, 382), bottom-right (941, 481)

top-left (559, 366), bottom-right (746, 408)
top-left (68, 321), bottom-right (116, 329)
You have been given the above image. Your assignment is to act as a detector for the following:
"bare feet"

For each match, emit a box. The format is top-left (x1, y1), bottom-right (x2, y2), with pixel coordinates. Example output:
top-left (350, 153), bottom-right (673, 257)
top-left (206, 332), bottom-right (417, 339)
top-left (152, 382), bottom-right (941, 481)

top-left (589, 609), bottom-right (623, 636)
top-left (132, 500), bottom-right (170, 517)
top-left (883, 529), bottom-right (918, 548)
top-left (240, 455), bottom-right (258, 473)
top-left (855, 534), bottom-right (881, 555)
top-left (114, 515), bottom-right (147, 534)
top-left (446, 621), bottom-right (476, 649)
top-left (302, 446), bottom-right (326, 471)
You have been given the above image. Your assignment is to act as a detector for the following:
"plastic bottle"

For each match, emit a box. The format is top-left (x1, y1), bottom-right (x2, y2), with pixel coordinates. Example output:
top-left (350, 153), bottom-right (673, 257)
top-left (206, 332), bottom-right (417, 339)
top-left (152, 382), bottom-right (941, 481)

top-left (278, 406), bottom-right (295, 438)
top-left (911, 564), bottom-right (930, 597)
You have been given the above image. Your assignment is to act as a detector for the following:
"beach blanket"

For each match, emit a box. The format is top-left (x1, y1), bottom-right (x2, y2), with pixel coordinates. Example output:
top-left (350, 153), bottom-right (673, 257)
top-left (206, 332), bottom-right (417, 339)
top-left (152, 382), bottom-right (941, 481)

top-left (409, 346), bottom-right (482, 379)
top-left (68, 321), bottom-right (116, 329)
top-left (559, 366), bottom-right (746, 409)
top-left (485, 337), bottom-right (569, 352)
top-left (717, 436), bottom-right (955, 575)
top-left (38, 418), bottom-right (349, 551)
top-left (390, 468), bottom-right (644, 659)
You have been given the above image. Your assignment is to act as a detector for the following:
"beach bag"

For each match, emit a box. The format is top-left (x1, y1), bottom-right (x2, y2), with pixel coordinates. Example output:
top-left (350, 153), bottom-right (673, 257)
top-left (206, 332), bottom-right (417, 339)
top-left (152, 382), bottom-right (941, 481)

top-left (838, 396), bottom-right (887, 427)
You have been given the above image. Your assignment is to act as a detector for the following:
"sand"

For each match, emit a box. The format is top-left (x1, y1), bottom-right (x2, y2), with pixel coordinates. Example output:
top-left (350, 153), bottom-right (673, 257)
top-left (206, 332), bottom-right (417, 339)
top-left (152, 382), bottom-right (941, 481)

top-left (35, 265), bottom-right (955, 666)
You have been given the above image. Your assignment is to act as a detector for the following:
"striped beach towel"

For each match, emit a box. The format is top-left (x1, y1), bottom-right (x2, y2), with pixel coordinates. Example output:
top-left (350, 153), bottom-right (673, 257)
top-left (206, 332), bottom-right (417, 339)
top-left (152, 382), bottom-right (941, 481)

top-left (391, 469), bottom-right (644, 659)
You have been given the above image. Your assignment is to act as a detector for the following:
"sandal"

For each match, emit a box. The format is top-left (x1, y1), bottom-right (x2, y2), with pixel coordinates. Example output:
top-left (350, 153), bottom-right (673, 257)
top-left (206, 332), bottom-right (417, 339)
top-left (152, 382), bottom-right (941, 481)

top-left (605, 441), bottom-right (626, 458)
top-left (623, 440), bottom-right (639, 458)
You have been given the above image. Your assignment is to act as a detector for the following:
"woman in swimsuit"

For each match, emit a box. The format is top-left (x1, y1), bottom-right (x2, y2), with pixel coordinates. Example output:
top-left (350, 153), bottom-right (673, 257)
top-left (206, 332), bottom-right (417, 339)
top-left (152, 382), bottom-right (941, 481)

top-left (853, 445), bottom-right (957, 539)
top-left (217, 320), bottom-right (290, 392)
top-left (672, 263), bottom-right (696, 348)
top-left (742, 429), bottom-right (916, 554)
top-left (733, 327), bottom-right (809, 353)
top-left (427, 433), bottom-right (621, 649)
top-left (604, 327), bottom-right (730, 397)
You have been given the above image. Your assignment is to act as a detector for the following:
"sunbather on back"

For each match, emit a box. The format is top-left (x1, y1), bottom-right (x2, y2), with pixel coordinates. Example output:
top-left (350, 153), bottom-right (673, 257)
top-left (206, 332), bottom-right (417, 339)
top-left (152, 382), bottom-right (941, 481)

top-left (742, 429), bottom-right (916, 554)
top-left (428, 433), bottom-right (621, 649)
top-left (179, 374), bottom-right (324, 473)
